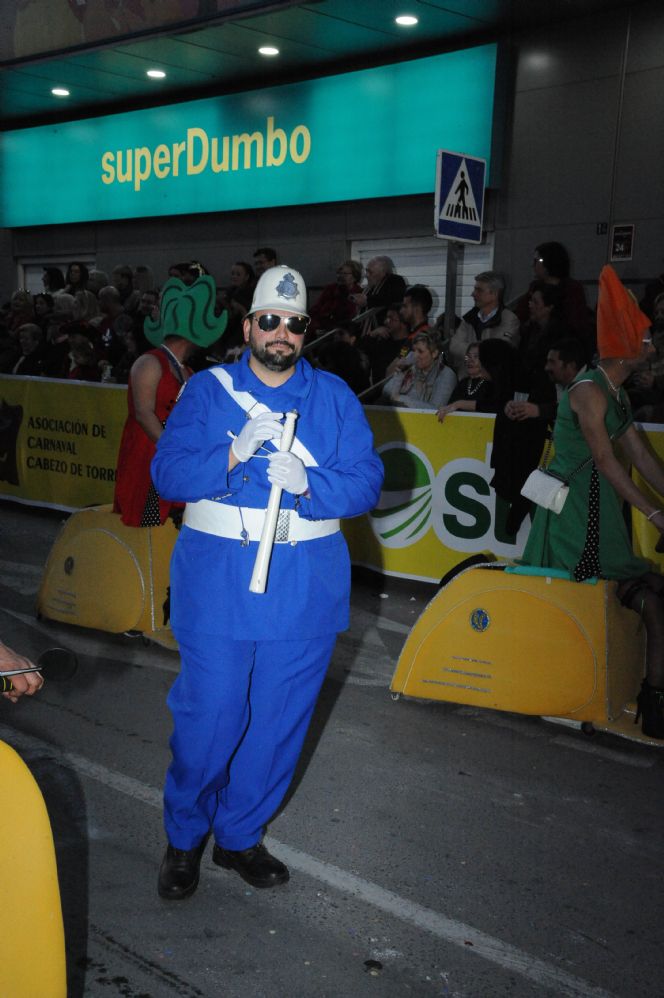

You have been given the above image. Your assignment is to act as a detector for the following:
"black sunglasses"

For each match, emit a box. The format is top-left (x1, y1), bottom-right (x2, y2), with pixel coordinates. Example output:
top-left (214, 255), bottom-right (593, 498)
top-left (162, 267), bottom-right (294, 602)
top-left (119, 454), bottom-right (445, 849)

top-left (254, 313), bottom-right (309, 335)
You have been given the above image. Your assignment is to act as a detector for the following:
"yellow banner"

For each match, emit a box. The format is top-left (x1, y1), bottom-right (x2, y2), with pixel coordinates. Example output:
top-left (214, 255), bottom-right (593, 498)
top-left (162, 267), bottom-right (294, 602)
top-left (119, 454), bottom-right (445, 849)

top-left (0, 375), bottom-right (127, 509)
top-left (2, 377), bottom-right (662, 582)
top-left (344, 407), bottom-right (529, 582)
top-left (345, 409), bottom-right (664, 582)
top-left (632, 424), bottom-right (664, 573)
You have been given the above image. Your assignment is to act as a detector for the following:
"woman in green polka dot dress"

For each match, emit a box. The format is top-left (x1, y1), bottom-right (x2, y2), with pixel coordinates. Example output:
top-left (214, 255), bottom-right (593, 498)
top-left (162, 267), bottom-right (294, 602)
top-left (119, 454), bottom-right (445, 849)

top-left (523, 267), bottom-right (664, 738)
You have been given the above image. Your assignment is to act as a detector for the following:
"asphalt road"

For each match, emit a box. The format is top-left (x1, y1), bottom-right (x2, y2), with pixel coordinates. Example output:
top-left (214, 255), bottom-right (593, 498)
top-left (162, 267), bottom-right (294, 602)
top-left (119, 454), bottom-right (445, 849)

top-left (1, 501), bottom-right (663, 998)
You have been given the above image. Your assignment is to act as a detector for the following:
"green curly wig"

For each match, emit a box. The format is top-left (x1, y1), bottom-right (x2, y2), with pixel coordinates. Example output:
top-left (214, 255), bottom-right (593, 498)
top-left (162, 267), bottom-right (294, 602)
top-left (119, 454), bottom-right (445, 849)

top-left (144, 276), bottom-right (228, 348)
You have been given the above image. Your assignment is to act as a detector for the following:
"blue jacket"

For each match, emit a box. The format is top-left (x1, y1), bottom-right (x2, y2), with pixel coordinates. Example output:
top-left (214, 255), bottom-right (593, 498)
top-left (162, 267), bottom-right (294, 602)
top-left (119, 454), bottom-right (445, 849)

top-left (152, 353), bottom-right (384, 638)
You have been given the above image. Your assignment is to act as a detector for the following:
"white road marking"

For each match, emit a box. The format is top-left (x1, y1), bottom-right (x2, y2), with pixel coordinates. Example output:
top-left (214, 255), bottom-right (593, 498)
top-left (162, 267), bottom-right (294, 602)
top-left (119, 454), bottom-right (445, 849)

top-left (0, 558), bottom-right (42, 578)
top-left (0, 559), bottom-right (42, 595)
top-left (351, 604), bottom-right (411, 635)
top-left (0, 723), bottom-right (618, 998)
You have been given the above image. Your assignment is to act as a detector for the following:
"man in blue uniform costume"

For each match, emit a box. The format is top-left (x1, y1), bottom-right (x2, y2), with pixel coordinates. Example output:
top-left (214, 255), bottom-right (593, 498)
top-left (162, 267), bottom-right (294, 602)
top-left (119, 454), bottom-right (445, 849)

top-left (152, 266), bottom-right (384, 899)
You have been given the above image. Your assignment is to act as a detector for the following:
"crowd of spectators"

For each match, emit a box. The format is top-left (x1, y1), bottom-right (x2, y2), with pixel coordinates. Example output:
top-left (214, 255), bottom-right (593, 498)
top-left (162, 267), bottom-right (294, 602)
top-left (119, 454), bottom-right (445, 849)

top-left (2, 243), bottom-right (663, 435)
top-left (4, 241), bottom-right (664, 540)
top-left (0, 262), bottom-right (154, 384)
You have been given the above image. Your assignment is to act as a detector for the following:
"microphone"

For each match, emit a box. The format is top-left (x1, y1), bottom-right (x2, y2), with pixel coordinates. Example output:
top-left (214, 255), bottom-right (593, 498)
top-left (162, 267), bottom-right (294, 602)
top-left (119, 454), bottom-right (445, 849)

top-left (0, 647), bottom-right (78, 693)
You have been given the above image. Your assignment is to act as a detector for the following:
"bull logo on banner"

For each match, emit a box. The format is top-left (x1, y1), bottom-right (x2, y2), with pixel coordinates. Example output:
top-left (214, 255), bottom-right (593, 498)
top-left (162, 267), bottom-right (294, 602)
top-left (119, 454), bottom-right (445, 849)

top-left (0, 399), bottom-right (23, 486)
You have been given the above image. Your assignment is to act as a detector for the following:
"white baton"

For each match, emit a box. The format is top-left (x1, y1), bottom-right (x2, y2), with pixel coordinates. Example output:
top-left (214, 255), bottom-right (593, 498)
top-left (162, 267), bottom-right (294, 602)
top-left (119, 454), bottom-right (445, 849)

top-left (249, 410), bottom-right (298, 594)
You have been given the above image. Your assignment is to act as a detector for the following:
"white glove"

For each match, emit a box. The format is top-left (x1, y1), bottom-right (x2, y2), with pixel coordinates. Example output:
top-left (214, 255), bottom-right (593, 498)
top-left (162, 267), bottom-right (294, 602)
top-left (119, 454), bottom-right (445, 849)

top-left (231, 411), bottom-right (283, 463)
top-left (266, 451), bottom-right (309, 495)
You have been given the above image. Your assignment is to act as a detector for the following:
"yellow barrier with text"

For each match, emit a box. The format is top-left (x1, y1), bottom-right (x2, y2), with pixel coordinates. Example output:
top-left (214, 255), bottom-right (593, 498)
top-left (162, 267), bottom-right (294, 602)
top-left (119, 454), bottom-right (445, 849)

top-left (0, 374), bottom-right (126, 509)
top-left (344, 407), bottom-right (531, 582)
top-left (1, 378), bottom-right (662, 583)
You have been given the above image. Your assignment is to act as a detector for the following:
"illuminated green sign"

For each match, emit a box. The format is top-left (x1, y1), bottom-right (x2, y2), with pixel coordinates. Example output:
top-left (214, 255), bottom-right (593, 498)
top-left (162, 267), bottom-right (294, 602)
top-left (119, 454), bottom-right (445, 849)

top-left (1, 44), bottom-right (497, 227)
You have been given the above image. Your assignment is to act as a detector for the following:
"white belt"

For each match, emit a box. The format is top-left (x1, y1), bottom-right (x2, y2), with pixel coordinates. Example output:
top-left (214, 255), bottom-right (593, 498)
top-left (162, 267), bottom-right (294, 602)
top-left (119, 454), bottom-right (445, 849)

top-left (183, 499), bottom-right (340, 544)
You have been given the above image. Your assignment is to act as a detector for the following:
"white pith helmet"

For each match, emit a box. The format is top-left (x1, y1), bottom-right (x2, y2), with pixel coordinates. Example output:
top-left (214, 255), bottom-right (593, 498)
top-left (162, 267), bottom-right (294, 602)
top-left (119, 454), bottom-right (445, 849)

top-left (248, 265), bottom-right (308, 318)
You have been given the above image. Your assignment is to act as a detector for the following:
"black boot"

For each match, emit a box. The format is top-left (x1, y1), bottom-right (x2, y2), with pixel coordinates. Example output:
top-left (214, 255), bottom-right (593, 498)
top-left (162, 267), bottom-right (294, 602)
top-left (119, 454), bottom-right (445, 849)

top-left (635, 681), bottom-right (664, 739)
top-left (212, 842), bottom-right (289, 888)
top-left (162, 586), bottom-right (171, 626)
top-left (158, 842), bottom-right (206, 900)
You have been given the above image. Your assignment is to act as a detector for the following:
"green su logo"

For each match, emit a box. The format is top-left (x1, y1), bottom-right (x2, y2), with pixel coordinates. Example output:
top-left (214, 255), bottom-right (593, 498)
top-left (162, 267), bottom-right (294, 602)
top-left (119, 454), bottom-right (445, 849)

top-left (371, 443), bottom-right (528, 556)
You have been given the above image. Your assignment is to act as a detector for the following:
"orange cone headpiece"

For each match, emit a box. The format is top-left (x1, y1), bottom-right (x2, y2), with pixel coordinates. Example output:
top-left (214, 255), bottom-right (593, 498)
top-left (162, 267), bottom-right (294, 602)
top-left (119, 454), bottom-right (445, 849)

top-left (597, 265), bottom-right (651, 359)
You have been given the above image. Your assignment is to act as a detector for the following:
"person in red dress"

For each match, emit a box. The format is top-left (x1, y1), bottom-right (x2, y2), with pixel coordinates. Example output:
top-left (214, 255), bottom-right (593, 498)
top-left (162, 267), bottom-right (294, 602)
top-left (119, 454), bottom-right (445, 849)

top-left (113, 276), bottom-right (228, 527)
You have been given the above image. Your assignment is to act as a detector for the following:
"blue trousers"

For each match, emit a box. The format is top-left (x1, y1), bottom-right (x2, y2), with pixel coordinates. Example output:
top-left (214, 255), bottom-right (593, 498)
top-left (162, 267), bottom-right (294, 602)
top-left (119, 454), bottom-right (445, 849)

top-left (164, 628), bottom-right (337, 851)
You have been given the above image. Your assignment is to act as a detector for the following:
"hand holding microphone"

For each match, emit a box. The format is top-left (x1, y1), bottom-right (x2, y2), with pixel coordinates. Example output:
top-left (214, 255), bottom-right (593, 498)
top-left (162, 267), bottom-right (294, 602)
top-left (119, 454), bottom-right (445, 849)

top-left (231, 411), bottom-right (284, 463)
top-left (266, 451), bottom-right (308, 495)
top-left (0, 641), bottom-right (41, 702)
top-left (1, 646), bottom-right (78, 703)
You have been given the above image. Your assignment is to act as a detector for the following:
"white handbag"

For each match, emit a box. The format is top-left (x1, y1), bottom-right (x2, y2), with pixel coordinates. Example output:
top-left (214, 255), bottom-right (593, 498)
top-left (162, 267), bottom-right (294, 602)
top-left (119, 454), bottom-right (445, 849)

top-left (521, 412), bottom-right (628, 515)
top-left (521, 435), bottom-right (592, 515)
top-left (520, 468), bottom-right (569, 514)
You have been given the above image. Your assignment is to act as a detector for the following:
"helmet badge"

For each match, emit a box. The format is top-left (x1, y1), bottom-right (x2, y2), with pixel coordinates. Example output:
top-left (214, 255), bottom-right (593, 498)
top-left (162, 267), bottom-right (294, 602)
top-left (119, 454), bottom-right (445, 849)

top-left (275, 272), bottom-right (299, 301)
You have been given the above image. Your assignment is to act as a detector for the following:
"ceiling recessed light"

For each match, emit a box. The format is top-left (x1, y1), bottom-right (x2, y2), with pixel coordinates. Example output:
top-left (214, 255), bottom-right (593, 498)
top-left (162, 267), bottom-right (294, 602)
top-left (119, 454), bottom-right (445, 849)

top-left (395, 15), bottom-right (418, 26)
top-left (147, 69), bottom-right (166, 79)
top-left (258, 46), bottom-right (280, 57)
top-left (51, 87), bottom-right (70, 97)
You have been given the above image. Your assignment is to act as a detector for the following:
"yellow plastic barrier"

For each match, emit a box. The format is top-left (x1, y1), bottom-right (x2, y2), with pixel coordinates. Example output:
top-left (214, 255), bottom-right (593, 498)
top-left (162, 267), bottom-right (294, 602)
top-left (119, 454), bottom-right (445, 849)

top-left (391, 565), bottom-right (660, 746)
top-left (0, 374), bottom-right (126, 509)
top-left (37, 505), bottom-right (178, 650)
top-left (0, 740), bottom-right (66, 998)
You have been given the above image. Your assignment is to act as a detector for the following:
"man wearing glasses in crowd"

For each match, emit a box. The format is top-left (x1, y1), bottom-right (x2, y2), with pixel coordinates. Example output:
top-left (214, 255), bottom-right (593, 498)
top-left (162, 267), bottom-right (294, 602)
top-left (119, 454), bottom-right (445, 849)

top-left (151, 266), bottom-right (384, 901)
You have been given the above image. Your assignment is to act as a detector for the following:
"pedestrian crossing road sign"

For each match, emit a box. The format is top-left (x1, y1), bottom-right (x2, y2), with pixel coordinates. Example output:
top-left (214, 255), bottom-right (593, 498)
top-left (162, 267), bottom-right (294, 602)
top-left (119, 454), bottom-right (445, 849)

top-left (434, 150), bottom-right (486, 244)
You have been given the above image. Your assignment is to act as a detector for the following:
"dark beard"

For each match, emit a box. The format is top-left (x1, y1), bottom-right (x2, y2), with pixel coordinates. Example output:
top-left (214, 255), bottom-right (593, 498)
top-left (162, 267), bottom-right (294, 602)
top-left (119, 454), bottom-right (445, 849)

top-left (249, 338), bottom-right (298, 372)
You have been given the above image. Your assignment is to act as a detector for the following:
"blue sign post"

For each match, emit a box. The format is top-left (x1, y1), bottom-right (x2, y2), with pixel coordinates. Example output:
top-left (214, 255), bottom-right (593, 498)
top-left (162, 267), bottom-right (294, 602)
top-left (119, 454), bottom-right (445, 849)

top-left (434, 150), bottom-right (486, 244)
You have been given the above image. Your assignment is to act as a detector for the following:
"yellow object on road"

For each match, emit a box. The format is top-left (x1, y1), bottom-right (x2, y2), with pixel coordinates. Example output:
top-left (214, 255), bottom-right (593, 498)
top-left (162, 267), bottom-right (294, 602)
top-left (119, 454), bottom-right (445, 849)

top-left (391, 564), bottom-right (658, 745)
top-left (0, 740), bottom-right (66, 997)
top-left (37, 505), bottom-right (178, 650)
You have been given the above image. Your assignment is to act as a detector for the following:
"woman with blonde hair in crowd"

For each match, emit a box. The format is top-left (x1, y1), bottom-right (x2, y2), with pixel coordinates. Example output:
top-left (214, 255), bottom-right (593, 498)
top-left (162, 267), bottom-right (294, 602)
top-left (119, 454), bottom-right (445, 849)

top-left (384, 330), bottom-right (456, 410)
top-left (74, 288), bottom-right (100, 323)
top-left (6, 290), bottom-right (34, 333)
